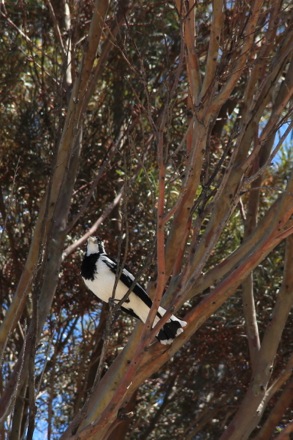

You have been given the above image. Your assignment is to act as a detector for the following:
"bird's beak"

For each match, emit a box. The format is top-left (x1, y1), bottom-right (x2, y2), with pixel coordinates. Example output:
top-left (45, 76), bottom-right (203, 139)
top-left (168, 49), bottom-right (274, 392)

top-left (88, 236), bottom-right (96, 243)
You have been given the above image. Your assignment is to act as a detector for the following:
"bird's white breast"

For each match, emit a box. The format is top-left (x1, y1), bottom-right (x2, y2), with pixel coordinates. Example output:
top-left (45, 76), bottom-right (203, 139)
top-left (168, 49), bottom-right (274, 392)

top-left (83, 256), bottom-right (129, 303)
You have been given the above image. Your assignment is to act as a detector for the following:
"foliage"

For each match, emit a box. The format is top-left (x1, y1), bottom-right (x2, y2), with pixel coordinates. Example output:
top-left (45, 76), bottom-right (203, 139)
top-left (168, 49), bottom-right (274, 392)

top-left (0, 1), bottom-right (292, 439)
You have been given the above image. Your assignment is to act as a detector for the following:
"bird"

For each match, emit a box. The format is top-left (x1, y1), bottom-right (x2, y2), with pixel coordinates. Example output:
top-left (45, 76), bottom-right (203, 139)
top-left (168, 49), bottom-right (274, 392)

top-left (81, 237), bottom-right (187, 345)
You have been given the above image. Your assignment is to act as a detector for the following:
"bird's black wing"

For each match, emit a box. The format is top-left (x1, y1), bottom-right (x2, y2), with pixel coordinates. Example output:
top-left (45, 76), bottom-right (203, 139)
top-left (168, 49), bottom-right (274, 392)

top-left (102, 256), bottom-right (153, 308)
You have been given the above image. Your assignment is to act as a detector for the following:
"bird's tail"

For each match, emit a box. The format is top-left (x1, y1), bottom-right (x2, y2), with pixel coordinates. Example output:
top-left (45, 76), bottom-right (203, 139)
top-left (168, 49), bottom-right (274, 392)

top-left (156, 307), bottom-right (187, 345)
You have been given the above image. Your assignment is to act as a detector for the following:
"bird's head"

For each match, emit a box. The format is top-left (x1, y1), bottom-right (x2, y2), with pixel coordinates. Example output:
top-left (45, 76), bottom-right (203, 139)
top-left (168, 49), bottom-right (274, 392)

top-left (86, 237), bottom-right (106, 255)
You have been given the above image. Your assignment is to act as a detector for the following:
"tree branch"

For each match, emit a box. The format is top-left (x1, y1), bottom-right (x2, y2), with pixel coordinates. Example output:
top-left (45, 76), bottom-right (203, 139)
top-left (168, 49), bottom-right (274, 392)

top-left (220, 234), bottom-right (293, 440)
top-left (200, 0), bottom-right (223, 99)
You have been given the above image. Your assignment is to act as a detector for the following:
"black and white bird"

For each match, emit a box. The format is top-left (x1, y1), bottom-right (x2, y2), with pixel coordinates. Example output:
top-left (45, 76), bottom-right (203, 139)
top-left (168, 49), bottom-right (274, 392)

top-left (81, 237), bottom-right (187, 345)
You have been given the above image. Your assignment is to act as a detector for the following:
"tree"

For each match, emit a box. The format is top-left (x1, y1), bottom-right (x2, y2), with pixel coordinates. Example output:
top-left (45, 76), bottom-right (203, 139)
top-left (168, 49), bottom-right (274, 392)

top-left (0, 1), bottom-right (292, 439)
